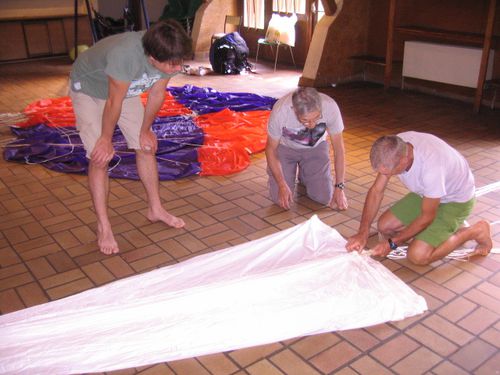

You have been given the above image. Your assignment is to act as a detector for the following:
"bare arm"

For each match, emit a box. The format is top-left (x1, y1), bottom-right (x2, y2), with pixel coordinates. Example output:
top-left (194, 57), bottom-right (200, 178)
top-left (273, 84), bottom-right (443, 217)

top-left (346, 172), bottom-right (390, 251)
top-left (140, 78), bottom-right (169, 154)
top-left (265, 136), bottom-right (293, 209)
top-left (329, 133), bottom-right (348, 210)
top-left (91, 76), bottom-right (130, 167)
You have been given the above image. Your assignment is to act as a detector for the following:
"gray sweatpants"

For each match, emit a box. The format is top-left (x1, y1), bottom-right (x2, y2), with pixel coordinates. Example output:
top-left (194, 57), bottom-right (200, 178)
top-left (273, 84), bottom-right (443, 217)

top-left (268, 141), bottom-right (333, 205)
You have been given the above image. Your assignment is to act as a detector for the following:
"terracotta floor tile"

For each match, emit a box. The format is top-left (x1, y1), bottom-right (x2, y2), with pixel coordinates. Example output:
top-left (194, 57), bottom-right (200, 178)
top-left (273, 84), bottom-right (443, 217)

top-left (464, 288), bottom-right (500, 312)
top-left (473, 351), bottom-right (500, 375)
top-left (310, 341), bottom-right (361, 373)
top-left (405, 323), bottom-right (458, 356)
top-left (437, 296), bottom-right (478, 322)
top-left (391, 347), bottom-right (442, 374)
top-left (411, 276), bottom-right (457, 302)
top-left (46, 277), bottom-right (94, 300)
top-left (81, 262), bottom-right (115, 286)
top-left (136, 363), bottom-right (176, 375)
top-left (337, 329), bottom-right (381, 352)
top-left (1, 272), bottom-right (34, 291)
top-left (0, 263), bottom-right (27, 280)
top-left (350, 355), bottom-right (393, 375)
top-left (246, 359), bottom-right (284, 375)
top-left (129, 251), bottom-right (174, 272)
top-left (430, 360), bottom-right (470, 375)
top-left (291, 332), bottom-right (341, 359)
top-left (17, 281), bottom-right (49, 307)
top-left (197, 353), bottom-right (239, 375)
top-left (46, 250), bottom-right (78, 272)
top-left (442, 269), bottom-right (482, 294)
top-left (448, 338), bottom-right (497, 372)
top-left (370, 334), bottom-right (420, 367)
top-left (167, 358), bottom-right (211, 375)
top-left (101, 256), bottom-right (135, 278)
top-left (365, 323), bottom-right (399, 341)
top-left (0, 289), bottom-right (25, 313)
top-left (228, 342), bottom-right (283, 368)
top-left (202, 229), bottom-right (242, 247)
top-left (425, 263), bottom-right (463, 284)
top-left (479, 326), bottom-right (500, 348)
top-left (271, 349), bottom-right (321, 375)
top-left (0, 246), bottom-right (21, 267)
top-left (175, 232), bottom-right (208, 253)
top-left (457, 306), bottom-right (499, 335)
top-left (423, 314), bottom-right (474, 346)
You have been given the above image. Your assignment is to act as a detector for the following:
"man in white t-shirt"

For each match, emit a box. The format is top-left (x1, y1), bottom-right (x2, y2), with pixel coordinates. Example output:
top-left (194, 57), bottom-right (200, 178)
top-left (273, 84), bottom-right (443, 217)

top-left (346, 131), bottom-right (492, 265)
top-left (265, 87), bottom-right (348, 210)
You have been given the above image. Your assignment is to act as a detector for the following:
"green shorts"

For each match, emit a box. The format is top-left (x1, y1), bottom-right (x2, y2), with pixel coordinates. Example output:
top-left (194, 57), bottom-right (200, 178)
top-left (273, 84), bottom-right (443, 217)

top-left (390, 192), bottom-right (475, 248)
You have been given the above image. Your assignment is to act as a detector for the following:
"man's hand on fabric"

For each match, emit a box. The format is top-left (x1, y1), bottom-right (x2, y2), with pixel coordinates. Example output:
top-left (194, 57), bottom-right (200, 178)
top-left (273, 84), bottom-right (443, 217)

top-left (371, 240), bottom-right (392, 257)
top-left (91, 137), bottom-right (115, 167)
top-left (346, 233), bottom-right (368, 253)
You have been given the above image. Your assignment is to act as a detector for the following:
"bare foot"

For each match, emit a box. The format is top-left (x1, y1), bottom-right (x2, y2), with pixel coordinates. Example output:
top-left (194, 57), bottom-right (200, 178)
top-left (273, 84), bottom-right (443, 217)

top-left (471, 220), bottom-right (493, 256)
top-left (147, 208), bottom-right (185, 229)
top-left (97, 225), bottom-right (119, 255)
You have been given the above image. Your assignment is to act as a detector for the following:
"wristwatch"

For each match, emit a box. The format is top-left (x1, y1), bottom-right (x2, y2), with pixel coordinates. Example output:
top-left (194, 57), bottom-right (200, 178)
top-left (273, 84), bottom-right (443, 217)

top-left (388, 238), bottom-right (398, 250)
top-left (334, 182), bottom-right (345, 190)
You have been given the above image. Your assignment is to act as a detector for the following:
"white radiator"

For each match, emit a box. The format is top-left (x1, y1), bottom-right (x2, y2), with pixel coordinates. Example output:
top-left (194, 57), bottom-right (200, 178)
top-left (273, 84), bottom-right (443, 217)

top-left (402, 41), bottom-right (494, 88)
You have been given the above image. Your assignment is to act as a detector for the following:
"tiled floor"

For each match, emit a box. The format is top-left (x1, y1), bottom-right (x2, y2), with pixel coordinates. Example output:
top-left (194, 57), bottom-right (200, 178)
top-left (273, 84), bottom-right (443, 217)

top-left (0, 57), bottom-right (499, 375)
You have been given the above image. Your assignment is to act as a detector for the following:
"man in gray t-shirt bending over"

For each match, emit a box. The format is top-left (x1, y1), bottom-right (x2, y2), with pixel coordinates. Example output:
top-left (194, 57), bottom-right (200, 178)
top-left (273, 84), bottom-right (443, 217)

top-left (266, 87), bottom-right (348, 211)
top-left (69, 20), bottom-right (192, 255)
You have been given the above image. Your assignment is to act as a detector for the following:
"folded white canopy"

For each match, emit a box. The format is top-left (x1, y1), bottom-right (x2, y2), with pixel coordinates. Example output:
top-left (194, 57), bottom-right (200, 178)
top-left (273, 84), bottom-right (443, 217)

top-left (0, 215), bottom-right (427, 374)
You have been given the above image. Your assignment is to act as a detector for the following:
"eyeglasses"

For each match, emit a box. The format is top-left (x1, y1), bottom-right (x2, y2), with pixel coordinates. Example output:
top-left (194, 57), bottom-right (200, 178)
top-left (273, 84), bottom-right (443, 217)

top-left (296, 111), bottom-right (322, 127)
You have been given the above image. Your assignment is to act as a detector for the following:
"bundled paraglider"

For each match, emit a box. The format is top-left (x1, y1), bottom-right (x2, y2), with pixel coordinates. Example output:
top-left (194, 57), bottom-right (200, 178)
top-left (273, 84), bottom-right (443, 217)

top-left (2, 85), bottom-right (277, 180)
top-left (210, 32), bottom-right (253, 75)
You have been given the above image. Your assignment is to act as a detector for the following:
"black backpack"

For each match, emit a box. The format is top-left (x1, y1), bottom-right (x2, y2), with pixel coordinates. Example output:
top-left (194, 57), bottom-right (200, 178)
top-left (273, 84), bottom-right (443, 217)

top-left (210, 32), bottom-right (252, 74)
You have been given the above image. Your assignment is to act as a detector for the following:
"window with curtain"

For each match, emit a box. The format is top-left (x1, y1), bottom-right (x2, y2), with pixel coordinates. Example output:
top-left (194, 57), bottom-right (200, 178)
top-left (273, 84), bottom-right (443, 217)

top-left (243, 0), bottom-right (265, 29)
top-left (272, 0), bottom-right (306, 14)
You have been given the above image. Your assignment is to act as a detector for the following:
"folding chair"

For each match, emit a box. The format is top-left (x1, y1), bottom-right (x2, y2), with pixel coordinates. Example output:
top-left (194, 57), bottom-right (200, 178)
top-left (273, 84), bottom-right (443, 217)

top-left (255, 13), bottom-right (297, 71)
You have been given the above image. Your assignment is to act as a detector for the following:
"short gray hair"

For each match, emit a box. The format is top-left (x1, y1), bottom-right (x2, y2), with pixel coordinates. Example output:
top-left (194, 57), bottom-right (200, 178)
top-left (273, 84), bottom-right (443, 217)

top-left (291, 87), bottom-right (321, 116)
top-left (370, 135), bottom-right (407, 170)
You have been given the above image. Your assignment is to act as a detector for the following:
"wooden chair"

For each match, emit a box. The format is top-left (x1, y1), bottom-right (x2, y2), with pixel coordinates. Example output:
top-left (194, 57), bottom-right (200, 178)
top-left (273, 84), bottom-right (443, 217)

top-left (211, 15), bottom-right (242, 45)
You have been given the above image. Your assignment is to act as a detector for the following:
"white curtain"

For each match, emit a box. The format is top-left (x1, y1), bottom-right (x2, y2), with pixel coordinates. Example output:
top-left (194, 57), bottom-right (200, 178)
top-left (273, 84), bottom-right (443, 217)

top-left (244, 0), bottom-right (265, 29)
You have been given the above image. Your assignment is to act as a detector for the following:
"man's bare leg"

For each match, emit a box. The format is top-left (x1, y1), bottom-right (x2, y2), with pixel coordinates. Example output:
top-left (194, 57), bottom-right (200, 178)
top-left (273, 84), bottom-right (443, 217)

top-left (407, 220), bottom-right (492, 265)
top-left (88, 162), bottom-right (119, 254)
top-left (135, 150), bottom-right (185, 228)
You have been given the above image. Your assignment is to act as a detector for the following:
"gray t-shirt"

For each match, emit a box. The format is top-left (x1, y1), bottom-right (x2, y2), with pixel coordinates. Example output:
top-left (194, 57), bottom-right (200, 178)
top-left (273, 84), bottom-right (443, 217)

top-left (70, 31), bottom-right (174, 99)
top-left (267, 92), bottom-right (344, 149)
top-left (398, 131), bottom-right (475, 203)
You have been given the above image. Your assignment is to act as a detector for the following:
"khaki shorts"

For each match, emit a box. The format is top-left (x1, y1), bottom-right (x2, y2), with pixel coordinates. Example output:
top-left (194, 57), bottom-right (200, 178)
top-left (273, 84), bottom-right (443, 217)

top-left (70, 89), bottom-right (144, 158)
top-left (390, 192), bottom-right (475, 247)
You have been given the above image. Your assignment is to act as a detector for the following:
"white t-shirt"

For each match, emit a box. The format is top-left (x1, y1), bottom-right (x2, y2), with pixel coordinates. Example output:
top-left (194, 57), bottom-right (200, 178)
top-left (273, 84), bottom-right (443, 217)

top-left (267, 92), bottom-right (344, 150)
top-left (398, 131), bottom-right (475, 203)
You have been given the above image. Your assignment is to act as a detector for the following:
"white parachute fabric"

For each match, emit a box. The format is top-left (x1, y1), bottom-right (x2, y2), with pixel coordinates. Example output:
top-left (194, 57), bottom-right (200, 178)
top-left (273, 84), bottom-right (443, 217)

top-left (0, 215), bottom-right (427, 374)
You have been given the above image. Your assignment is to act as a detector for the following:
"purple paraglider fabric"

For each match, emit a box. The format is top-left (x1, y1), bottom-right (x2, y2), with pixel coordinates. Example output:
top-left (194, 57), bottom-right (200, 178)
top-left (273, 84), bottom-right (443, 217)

top-left (168, 85), bottom-right (277, 114)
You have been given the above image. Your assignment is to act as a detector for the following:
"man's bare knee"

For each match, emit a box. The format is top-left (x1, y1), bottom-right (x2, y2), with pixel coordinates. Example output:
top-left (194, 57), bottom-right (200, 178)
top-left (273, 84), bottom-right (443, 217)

top-left (407, 241), bottom-right (434, 266)
top-left (377, 219), bottom-right (395, 237)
